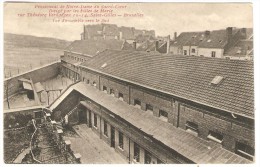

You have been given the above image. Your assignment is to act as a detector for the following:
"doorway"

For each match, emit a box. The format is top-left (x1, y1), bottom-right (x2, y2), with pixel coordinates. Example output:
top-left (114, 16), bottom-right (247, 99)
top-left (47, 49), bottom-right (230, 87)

top-left (111, 126), bottom-right (115, 148)
top-left (78, 109), bottom-right (87, 124)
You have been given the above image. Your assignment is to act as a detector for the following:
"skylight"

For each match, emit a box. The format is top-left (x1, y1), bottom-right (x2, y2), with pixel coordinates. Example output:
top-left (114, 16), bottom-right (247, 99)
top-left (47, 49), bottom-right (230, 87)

top-left (101, 63), bottom-right (107, 68)
top-left (211, 76), bottom-right (224, 85)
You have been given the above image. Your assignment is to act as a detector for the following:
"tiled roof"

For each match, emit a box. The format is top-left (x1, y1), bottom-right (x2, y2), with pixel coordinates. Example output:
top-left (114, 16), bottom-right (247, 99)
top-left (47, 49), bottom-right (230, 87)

top-left (49, 82), bottom-right (252, 164)
top-left (65, 39), bottom-right (124, 56)
top-left (81, 49), bottom-right (254, 118)
top-left (172, 30), bottom-right (228, 49)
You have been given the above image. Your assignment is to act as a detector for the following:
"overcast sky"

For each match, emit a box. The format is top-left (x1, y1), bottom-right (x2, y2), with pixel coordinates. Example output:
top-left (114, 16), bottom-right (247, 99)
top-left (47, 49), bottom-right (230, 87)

top-left (4, 2), bottom-right (253, 41)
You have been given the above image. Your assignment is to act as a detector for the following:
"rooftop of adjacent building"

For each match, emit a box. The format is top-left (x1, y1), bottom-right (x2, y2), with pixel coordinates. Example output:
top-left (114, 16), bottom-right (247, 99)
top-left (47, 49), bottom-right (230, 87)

top-left (48, 82), bottom-right (252, 164)
top-left (171, 27), bottom-right (253, 49)
top-left (80, 49), bottom-right (254, 119)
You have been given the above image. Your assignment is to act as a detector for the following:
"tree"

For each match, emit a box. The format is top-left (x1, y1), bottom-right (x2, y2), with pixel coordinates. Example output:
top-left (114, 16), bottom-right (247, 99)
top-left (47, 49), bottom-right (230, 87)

top-left (4, 79), bottom-right (13, 109)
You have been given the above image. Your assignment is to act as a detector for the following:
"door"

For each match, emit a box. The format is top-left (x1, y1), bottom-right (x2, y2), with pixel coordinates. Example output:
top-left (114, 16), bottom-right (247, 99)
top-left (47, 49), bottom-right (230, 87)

top-left (145, 150), bottom-right (152, 164)
top-left (78, 109), bottom-right (87, 124)
top-left (88, 111), bottom-right (92, 128)
top-left (111, 126), bottom-right (115, 148)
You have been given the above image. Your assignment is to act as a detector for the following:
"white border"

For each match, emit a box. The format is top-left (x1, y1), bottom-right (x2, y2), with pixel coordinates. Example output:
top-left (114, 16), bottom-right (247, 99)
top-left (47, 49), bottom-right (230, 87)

top-left (0, 1), bottom-right (259, 167)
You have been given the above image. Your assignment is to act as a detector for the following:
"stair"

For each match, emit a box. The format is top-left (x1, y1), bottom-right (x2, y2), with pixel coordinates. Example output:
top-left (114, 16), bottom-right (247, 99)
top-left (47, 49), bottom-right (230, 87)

top-left (59, 103), bottom-right (81, 127)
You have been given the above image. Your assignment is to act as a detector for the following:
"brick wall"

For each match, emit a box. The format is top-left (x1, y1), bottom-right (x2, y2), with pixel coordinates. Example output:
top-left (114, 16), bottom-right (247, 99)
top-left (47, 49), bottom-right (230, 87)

top-left (178, 103), bottom-right (254, 152)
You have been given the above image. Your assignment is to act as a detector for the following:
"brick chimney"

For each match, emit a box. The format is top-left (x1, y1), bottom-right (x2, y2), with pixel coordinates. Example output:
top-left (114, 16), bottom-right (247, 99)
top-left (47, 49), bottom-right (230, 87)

top-left (174, 32), bottom-right (177, 41)
top-left (205, 30), bottom-right (210, 37)
top-left (226, 27), bottom-right (233, 42)
top-left (155, 41), bottom-right (159, 51)
top-left (167, 35), bottom-right (170, 54)
top-left (133, 41), bottom-right (137, 50)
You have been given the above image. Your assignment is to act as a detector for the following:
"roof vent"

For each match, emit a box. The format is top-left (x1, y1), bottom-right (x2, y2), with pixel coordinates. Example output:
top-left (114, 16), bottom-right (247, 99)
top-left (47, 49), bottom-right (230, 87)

top-left (101, 63), bottom-right (107, 68)
top-left (211, 76), bottom-right (224, 85)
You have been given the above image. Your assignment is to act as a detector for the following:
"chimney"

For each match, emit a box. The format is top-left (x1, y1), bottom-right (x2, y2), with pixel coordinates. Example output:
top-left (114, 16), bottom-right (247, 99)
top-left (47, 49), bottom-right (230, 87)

top-left (241, 28), bottom-right (247, 39)
top-left (167, 35), bottom-right (170, 54)
top-left (174, 32), bottom-right (177, 41)
top-left (133, 41), bottom-right (137, 50)
top-left (119, 31), bottom-right (123, 40)
top-left (155, 41), bottom-right (159, 52)
top-left (205, 30), bottom-right (210, 37)
top-left (226, 27), bottom-right (233, 42)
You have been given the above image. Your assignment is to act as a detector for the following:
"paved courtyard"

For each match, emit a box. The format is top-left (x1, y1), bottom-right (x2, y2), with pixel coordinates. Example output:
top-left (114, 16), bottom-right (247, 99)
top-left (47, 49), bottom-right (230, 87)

top-left (64, 124), bottom-right (128, 164)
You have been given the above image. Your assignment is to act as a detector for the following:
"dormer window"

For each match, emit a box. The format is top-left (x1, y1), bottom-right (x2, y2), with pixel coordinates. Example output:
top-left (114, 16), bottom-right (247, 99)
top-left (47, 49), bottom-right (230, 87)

top-left (211, 76), bottom-right (224, 85)
top-left (101, 63), bottom-right (107, 68)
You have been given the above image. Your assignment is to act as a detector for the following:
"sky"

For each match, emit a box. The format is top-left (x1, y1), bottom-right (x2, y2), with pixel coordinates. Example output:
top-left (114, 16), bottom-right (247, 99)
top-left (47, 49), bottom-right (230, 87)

top-left (4, 2), bottom-right (253, 41)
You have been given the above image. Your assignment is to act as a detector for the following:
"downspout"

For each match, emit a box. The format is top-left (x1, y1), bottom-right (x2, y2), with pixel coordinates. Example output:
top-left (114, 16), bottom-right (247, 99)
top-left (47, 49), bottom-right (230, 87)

top-left (128, 126), bottom-right (131, 164)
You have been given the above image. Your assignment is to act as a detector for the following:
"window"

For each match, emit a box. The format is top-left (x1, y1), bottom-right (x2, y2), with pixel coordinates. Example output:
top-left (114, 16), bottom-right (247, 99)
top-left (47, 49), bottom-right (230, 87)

top-left (134, 99), bottom-right (141, 108)
top-left (119, 131), bottom-right (124, 150)
top-left (211, 76), bottom-right (224, 85)
top-left (207, 130), bottom-right (223, 143)
top-left (110, 89), bottom-right (115, 97)
top-left (200, 55), bottom-right (204, 57)
top-left (157, 158), bottom-right (164, 164)
top-left (134, 142), bottom-right (140, 162)
top-left (103, 120), bottom-right (108, 136)
top-left (191, 48), bottom-right (196, 53)
top-left (211, 51), bottom-right (216, 57)
top-left (119, 93), bottom-right (124, 101)
top-left (86, 79), bottom-right (90, 84)
top-left (92, 81), bottom-right (97, 87)
top-left (159, 110), bottom-right (168, 122)
top-left (145, 150), bottom-right (152, 164)
top-left (184, 50), bottom-right (187, 55)
top-left (103, 86), bottom-right (107, 93)
top-left (146, 104), bottom-right (153, 112)
top-left (185, 121), bottom-right (198, 136)
top-left (235, 142), bottom-right (254, 161)
top-left (94, 113), bottom-right (97, 128)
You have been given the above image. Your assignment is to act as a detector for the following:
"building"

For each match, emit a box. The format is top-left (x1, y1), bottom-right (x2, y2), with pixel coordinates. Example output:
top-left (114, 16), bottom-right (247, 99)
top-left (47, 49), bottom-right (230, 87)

top-left (55, 49), bottom-right (254, 164)
top-left (60, 39), bottom-right (134, 81)
top-left (224, 28), bottom-right (253, 60)
top-left (170, 27), bottom-right (252, 59)
top-left (81, 24), bottom-right (155, 42)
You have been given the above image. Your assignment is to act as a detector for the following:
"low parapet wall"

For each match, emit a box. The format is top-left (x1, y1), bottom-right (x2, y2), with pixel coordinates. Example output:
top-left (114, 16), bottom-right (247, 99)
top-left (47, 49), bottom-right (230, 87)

top-left (4, 61), bottom-right (61, 99)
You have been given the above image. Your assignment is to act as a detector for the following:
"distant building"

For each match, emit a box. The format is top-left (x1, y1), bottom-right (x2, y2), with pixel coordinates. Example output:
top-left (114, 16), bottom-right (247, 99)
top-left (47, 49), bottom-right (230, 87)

top-left (170, 27), bottom-right (252, 59)
top-left (60, 39), bottom-right (134, 81)
top-left (81, 24), bottom-right (155, 42)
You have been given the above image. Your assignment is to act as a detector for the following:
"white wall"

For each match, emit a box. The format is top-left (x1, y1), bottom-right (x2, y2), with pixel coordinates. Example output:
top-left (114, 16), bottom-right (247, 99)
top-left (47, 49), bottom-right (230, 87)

top-left (198, 48), bottom-right (224, 58)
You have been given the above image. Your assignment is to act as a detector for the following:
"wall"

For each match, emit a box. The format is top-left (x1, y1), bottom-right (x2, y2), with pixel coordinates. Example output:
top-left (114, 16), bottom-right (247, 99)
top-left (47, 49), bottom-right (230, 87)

top-left (197, 48), bottom-right (224, 58)
top-left (52, 90), bottom-right (82, 122)
top-left (178, 103), bottom-right (254, 152)
top-left (4, 62), bottom-right (60, 99)
top-left (4, 106), bottom-right (43, 129)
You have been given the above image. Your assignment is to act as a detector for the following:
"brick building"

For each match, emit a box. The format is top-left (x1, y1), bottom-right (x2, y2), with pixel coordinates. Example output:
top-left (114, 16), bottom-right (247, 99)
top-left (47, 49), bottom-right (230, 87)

top-left (61, 39), bottom-right (134, 81)
top-left (53, 49), bottom-right (254, 164)
top-left (170, 27), bottom-right (252, 59)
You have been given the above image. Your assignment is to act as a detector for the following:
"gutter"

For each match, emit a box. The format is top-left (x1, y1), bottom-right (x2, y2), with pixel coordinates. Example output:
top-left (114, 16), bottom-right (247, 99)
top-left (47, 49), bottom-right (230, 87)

top-left (78, 64), bottom-right (254, 120)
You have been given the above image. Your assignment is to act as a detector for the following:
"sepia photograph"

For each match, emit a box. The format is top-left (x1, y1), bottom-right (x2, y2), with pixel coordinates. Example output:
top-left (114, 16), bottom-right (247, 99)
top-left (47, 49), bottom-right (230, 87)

top-left (1, 0), bottom-right (258, 165)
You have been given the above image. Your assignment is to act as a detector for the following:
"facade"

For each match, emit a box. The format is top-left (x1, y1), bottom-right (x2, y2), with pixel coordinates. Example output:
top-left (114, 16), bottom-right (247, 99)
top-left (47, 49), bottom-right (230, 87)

top-left (82, 24), bottom-right (155, 41)
top-left (55, 49), bottom-right (254, 164)
top-left (170, 27), bottom-right (252, 59)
